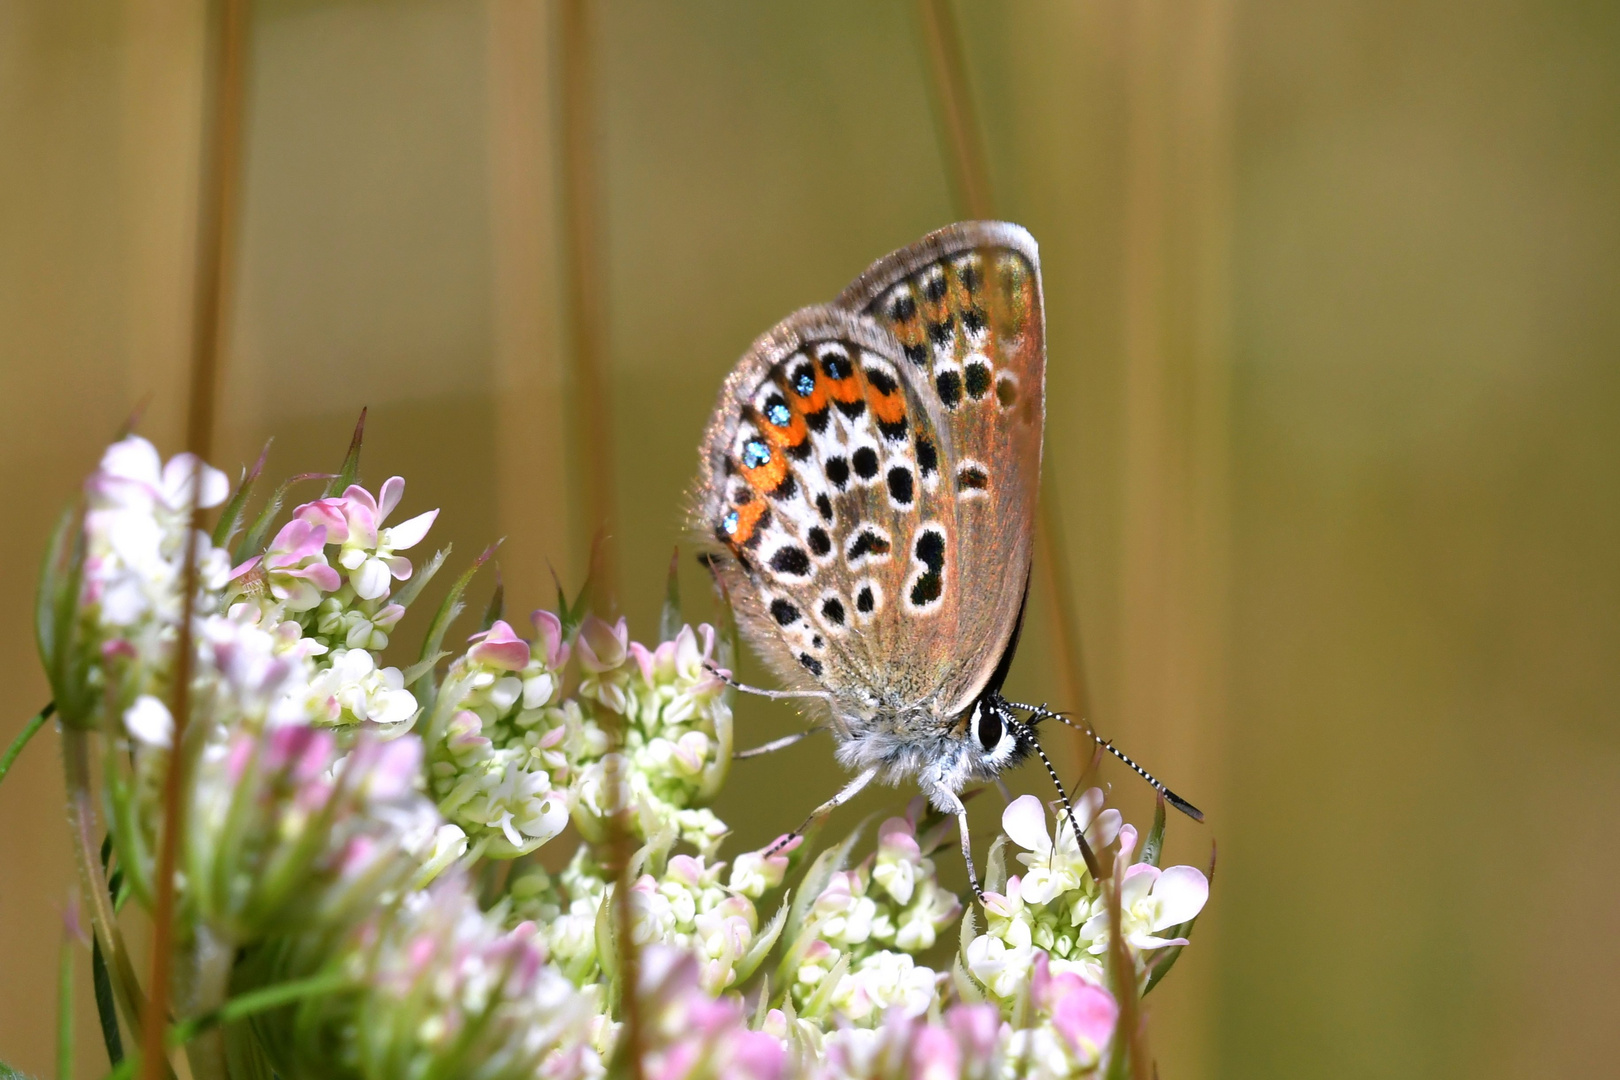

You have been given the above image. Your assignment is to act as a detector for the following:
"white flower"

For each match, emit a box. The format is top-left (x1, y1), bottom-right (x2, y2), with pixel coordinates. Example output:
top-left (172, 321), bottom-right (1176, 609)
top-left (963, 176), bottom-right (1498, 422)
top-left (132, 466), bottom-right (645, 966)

top-left (1001, 790), bottom-right (1120, 906)
top-left (965, 913), bottom-right (1035, 1000)
top-left (1078, 863), bottom-right (1209, 955)
top-left (307, 648), bottom-right (418, 730)
top-left (828, 950), bottom-right (939, 1024)
top-left (123, 694), bottom-right (174, 747)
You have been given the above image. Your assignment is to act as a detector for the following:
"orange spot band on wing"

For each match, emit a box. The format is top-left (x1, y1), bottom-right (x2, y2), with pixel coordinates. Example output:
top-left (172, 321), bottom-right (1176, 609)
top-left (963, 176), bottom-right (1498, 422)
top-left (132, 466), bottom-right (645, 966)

top-left (730, 499), bottom-right (767, 547)
top-left (867, 383), bottom-right (906, 426)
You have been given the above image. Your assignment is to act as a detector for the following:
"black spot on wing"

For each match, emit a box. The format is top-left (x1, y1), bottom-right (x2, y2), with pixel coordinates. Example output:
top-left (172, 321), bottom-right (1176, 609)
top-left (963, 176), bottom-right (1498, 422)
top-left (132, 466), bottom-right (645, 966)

top-left (964, 361), bottom-right (991, 399)
top-left (799, 652), bottom-right (824, 677)
top-left (825, 456), bottom-right (850, 489)
top-left (852, 447), bottom-right (879, 480)
top-left (769, 546), bottom-right (811, 577)
top-left (886, 466), bottom-right (914, 506)
top-left (821, 597), bottom-right (845, 625)
top-left (815, 493), bottom-right (833, 521)
top-left (916, 437), bottom-right (938, 476)
top-left (935, 370), bottom-right (963, 409)
top-left (807, 526), bottom-right (831, 557)
top-left (856, 586), bottom-right (875, 614)
top-left (770, 599), bottom-right (800, 626)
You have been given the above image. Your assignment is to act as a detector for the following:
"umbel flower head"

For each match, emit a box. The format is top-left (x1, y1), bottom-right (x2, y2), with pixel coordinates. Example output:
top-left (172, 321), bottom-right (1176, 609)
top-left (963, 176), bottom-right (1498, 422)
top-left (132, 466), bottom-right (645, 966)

top-left (33, 425), bottom-right (1212, 1080)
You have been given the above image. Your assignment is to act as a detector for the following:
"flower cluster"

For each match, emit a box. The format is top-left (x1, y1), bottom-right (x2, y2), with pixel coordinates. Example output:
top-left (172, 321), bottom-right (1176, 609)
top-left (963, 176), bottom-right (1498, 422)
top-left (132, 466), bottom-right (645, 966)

top-left (34, 431), bottom-right (1212, 1080)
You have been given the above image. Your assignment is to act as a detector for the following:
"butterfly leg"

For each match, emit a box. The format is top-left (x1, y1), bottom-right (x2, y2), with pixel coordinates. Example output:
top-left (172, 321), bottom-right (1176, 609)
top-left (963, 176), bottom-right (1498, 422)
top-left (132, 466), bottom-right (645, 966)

top-left (733, 729), bottom-right (817, 760)
top-left (927, 787), bottom-right (985, 901)
top-left (764, 766), bottom-right (878, 856)
top-left (704, 664), bottom-right (833, 704)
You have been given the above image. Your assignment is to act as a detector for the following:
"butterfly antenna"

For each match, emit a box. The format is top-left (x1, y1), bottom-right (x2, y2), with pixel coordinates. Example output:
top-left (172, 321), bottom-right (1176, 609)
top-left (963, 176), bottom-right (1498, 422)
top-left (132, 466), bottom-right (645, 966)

top-left (1008, 712), bottom-right (1106, 883)
top-left (704, 663), bottom-right (834, 703)
top-left (1006, 701), bottom-right (1205, 823)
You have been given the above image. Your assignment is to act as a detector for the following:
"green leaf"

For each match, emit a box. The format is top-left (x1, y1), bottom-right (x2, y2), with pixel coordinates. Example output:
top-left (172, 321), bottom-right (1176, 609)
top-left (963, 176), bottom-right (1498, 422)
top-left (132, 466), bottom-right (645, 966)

top-left (91, 936), bottom-right (123, 1067)
top-left (733, 897), bottom-right (790, 985)
top-left (323, 408), bottom-right (367, 497)
top-left (33, 508), bottom-right (72, 677)
top-left (412, 542), bottom-right (501, 711)
top-left (392, 544), bottom-right (449, 611)
top-left (798, 951), bottom-right (849, 1021)
top-left (0, 1060), bottom-right (39, 1079)
top-left (233, 472), bottom-right (333, 565)
top-left (983, 835), bottom-right (1010, 896)
top-left (658, 548), bottom-right (682, 643)
top-left (1143, 840), bottom-right (1216, 997)
top-left (479, 570), bottom-right (505, 632)
top-left (0, 703), bottom-right (53, 792)
top-left (211, 439), bottom-right (271, 550)
top-left (1139, 793), bottom-right (1166, 868)
top-left (167, 971), bottom-right (350, 1046)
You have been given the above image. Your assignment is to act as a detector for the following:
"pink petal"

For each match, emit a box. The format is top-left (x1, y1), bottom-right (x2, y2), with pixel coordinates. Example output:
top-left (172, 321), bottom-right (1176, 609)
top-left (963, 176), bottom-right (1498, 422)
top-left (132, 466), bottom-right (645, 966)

top-left (728, 1030), bottom-right (785, 1080)
top-left (910, 1026), bottom-right (961, 1080)
top-left (385, 508), bottom-right (437, 550)
top-left (382, 554), bottom-right (413, 581)
top-left (1049, 978), bottom-right (1118, 1056)
top-left (294, 499), bottom-right (350, 544)
top-left (229, 554), bottom-right (264, 580)
top-left (1002, 795), bottom-right (1051, 853)
top-left (467, 620), bottom-right (532, 671)
top-left (100, 437), bottom-right (163, 486)
top-left (376, 476), bottom-right (405, 521)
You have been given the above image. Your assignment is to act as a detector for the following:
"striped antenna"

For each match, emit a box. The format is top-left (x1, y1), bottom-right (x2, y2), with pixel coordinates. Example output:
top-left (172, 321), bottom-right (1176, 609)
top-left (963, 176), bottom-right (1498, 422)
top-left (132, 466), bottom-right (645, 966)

top-left (1007, 701), bottom-right (1205, 823)
top-left (1005, 708), bottom-right (1105, 882)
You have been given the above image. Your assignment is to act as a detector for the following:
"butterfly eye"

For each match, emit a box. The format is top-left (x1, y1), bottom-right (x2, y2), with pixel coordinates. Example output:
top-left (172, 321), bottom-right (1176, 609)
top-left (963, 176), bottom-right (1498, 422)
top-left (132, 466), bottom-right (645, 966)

top-left (976, 703), bottom-right (1003, 752)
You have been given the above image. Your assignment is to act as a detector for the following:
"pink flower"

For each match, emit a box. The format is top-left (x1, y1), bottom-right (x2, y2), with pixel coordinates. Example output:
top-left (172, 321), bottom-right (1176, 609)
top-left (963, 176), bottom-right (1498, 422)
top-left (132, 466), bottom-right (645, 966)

top-left (466, 619), bottom-right (532, 671)
top-left (576, 615), bottom-right (629, 672)
top-left (231, 518), bottom-right (342, 612)
top-left (530, 609), bottom-right (570, 669)
top-left (910, 1024), bottom-right (962, 1080)
top-left (1030, 952), bottom-right (1117, 1061)
top-left (295, 478), bottom-right (437, 600)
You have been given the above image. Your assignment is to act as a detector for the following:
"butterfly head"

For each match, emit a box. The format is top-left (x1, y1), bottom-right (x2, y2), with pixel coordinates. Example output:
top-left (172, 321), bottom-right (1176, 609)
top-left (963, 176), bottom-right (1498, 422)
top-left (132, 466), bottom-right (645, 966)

top-left (966, 694), bottom-right (1031, 776)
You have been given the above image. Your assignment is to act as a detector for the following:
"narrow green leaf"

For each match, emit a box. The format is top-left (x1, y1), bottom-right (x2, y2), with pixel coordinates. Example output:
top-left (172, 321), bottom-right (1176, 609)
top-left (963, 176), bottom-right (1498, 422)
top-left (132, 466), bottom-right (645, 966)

top-left (398, 651), bottom-right (449, 688)
top-left (211, 440), bottom-right (271, 549)
top-left (233, 472), bottom-right (333, 565)
top-left (1139, 794), bottom-right (1167, 868)
top-left (411, 541), bottom-right (501, 707)
top-left (479, 570), bottom-right (505, 632)
top-left (658, 547), bottom-right (682, 643)
top-left (323, 407), bottom-right (367, 497)
top-left (983, 835), bottom-right (1010, 897)
top-left (392, 544), bottom-right (449, 611)
top-left (91, 937), bottom-right (123, 1067)
top-left (167, 971), bottom-right (350, 1046)
top-left (786, 820), bottom-right (869, 943)
top-left (0, 1060), bottom-right (39, 1079)
top-left (34, 508), bottom-right (73, 677)
top-left (0, 703), bottom-right (53, 792)
top-left (733, 897), bottom-right (790, 984)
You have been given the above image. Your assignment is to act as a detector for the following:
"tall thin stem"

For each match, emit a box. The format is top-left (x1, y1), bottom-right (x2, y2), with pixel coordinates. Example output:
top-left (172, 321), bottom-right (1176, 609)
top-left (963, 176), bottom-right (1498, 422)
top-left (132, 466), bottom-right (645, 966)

top-left (140, 0), bottom-right (249, 1077)
top-left (557, 0), bottom-right (618, 602)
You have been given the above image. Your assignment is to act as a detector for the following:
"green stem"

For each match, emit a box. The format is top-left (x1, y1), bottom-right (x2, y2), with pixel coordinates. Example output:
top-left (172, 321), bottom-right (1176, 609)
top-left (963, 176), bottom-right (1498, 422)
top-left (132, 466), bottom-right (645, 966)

top-left (61, 728), bottom-right (152, 1059)
top-left (58, 935), bottom-right (73, 1080)
top-left (0, 701), bottom-right (53, 789)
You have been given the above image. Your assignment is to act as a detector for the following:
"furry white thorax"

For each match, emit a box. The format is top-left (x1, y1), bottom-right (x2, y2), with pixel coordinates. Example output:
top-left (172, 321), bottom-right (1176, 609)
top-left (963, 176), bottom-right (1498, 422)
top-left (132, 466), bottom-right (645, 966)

top-left (832, 697), bottom-right (1026, 813)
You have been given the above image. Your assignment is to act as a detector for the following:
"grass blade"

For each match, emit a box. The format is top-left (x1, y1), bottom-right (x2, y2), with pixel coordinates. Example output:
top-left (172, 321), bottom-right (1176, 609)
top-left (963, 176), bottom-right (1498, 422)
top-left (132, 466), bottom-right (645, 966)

top-left (0, 703), bottom-right (53, 792)
top-left (323, 408), bottom-right (367, 497)
top-left (210, 439), bottom-right (271, 549)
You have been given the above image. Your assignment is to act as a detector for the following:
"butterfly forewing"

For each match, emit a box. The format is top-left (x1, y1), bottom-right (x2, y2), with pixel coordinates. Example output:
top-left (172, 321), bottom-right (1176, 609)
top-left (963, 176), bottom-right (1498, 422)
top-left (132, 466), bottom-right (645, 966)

top-left (837, 222), bottom-right (1046, 718)
top-left (696, 307), bottom-right (965, 720)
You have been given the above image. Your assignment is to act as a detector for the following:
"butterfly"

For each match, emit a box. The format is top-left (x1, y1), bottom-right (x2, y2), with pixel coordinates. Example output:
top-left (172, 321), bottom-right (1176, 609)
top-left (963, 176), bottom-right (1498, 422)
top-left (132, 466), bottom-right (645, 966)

top-left (693, 222), bottom-right (1199, 897)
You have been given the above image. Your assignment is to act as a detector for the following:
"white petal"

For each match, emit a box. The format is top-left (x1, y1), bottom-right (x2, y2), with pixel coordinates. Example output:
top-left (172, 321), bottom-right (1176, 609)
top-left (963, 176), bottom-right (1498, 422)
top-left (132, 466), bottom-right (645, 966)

top-left (1002, 794), bottom-right (1052, 854)
top-left (1120, 864), bottom-right (1160, 907)
top-left (124, 695), bottom-right (173, 747)
top-left (101, 437), bottom-right (163, 485)
top-left (377, 476), bottom-right (405, 521)
top-left (383, 509), bottom-right (437, 551)
top-left (1149, 865), bottom-right (1209, 930)
top-left (352, 559), bottom-right (391, 600)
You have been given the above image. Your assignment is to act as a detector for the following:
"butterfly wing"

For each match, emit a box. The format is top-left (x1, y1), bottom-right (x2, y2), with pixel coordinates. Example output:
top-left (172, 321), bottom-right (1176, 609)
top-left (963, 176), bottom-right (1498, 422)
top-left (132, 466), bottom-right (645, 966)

top-left (836, 221), bottom-right (1046, 718)
top-left (694, 304), bottom-right (968, 723)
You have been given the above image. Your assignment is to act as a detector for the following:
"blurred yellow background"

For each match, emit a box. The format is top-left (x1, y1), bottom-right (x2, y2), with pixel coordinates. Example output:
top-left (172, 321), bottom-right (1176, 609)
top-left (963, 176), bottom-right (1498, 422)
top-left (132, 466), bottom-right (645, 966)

top-left (2, 1), bottom-right (1616, 1078)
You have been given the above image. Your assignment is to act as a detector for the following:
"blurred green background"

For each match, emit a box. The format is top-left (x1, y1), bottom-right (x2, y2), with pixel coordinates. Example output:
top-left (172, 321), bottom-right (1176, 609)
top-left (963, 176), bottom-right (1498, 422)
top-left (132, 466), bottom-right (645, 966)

top-left (2, 1), bottom-right (1616, 1077)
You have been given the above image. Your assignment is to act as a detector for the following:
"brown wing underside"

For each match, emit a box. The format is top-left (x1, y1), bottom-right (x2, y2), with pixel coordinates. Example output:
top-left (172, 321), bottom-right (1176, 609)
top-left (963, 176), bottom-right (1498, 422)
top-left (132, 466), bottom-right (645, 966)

top-left (693, 222), bottom-right (1045, 723)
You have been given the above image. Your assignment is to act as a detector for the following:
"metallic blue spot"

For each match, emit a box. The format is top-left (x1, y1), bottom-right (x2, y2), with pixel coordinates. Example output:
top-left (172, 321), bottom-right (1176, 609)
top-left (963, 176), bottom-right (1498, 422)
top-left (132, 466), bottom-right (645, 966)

top-left (743, 440), bottom-right (772, 468)
top-left (722, 510), bottom-right (739, 535)
top-left (767, 402), bottom-right (791, 426)
top-left (794, 372), bottom-right (815, 396)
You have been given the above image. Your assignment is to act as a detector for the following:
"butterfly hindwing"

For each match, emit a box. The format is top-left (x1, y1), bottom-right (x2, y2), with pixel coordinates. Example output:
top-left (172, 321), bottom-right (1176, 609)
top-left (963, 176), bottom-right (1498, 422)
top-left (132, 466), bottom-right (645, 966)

top-left (837, 222), bottom-right (1046, 718)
